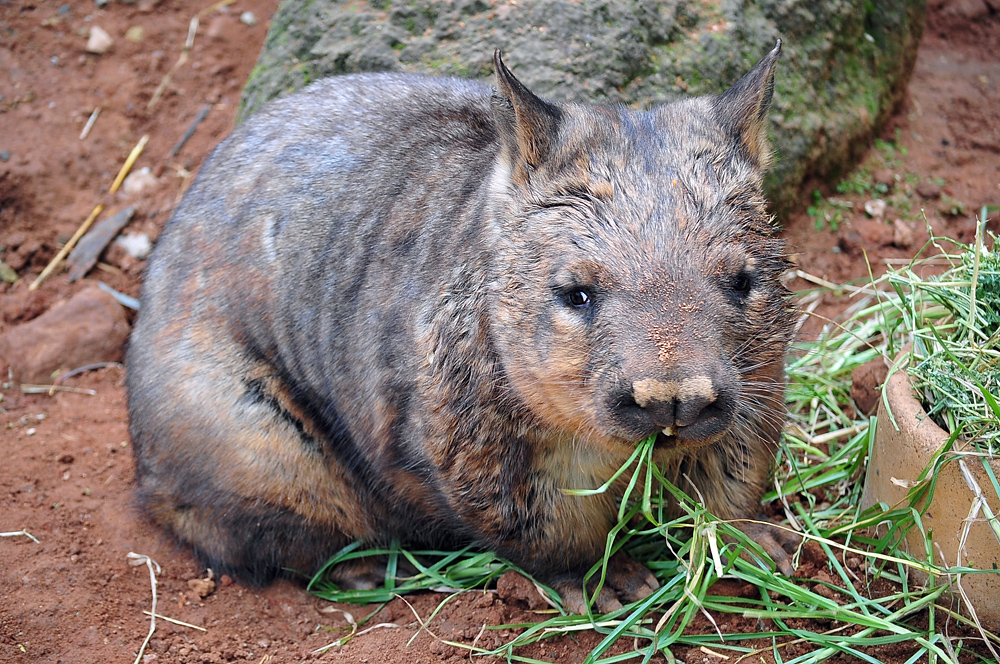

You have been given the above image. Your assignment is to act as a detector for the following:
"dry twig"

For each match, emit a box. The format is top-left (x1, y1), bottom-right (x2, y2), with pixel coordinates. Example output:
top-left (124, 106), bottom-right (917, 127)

top-left (1, 530), bottom-right (40, 543)
top-left (29, 135), bottom-right (148, 290)
top-left (79, 107), bottom-right (100, 140)
top-left (147, 0), bottom-right (236, 111)
top-left (127, 552), bottom-right (161, 664)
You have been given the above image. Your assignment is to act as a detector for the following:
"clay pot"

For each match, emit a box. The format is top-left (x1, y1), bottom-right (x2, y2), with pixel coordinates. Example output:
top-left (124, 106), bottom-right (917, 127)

top-left (861, 364), bottom-right (1000, 628)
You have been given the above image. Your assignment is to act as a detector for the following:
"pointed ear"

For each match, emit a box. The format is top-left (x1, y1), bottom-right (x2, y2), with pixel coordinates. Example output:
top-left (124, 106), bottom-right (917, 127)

top-left (713, 39), bottom-right (781, 170)
top-left (491, 49), bottom-right (562, 181)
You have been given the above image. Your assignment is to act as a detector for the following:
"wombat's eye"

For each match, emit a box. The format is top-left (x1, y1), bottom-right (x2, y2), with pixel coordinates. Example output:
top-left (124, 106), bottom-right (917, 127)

top-left (731, 271), bottom-right (753, 295)
top-left (563, 289), bottom-right (592, 309)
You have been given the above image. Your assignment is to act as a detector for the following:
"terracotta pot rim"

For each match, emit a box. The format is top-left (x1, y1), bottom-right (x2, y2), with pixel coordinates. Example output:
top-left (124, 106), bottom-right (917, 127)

top-left (881, 352), bottom-right (949, 455)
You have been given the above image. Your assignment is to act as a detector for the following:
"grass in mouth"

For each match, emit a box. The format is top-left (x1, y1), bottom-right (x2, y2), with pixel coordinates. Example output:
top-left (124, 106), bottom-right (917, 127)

top-left (308, 213), bottom-right (1000, 662)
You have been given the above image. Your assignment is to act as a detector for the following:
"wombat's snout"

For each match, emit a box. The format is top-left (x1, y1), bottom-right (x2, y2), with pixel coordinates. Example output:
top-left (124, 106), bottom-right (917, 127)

top-left (614, 371), bottom-right (737, 446)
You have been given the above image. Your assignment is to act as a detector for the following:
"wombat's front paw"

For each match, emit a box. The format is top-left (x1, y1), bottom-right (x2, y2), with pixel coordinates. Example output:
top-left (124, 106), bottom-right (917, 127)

top-left (736, 518), bottom-right (801, 576)
top-left (324, 555), bottom-right (419, 591)
top-left (554, 551), bottom-right (659, 615)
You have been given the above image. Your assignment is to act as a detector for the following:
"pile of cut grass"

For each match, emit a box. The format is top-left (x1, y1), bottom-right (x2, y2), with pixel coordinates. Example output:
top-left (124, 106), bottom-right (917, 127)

top-left (881, 219), bottom-right (1000, 453)
top-left (308, 217), bottom-right (1000, 662)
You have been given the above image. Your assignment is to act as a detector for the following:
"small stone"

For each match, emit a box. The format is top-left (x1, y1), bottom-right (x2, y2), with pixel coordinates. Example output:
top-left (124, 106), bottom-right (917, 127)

top-left (813, 582), bottom-right (839, 600)
top-left (188, 577), bottom-right (216, 598)
top-left (240, 11), bottom-right (257, 26)
top-left (95, 0), bottom-right (109, 7)
top-left (59, 3), bottom-right (71, 15)
top-left (892, 219), bottom-right (915, 249)
top-left (0, 151), bottom-right (10, 162)
top-left (0, 260), bottom-right (18, 283)
top-left (86, 26), bottom-right (113, 54)
top-left (916, 181), bottom-right (941, 199)
top-left (839, 219), bottom-right (893, 256)
top-left (429, 640), bottom-right (455, 659)
top-left (122, 167), bottom-right (158, 196)
top-left (114, 232), bottom-right (152, 260)
top-left (58, 453), bottom-right (75, 464)
top-left (0, 287), bottom-right (130, 384)
top-left (206, 16), bottom-right (229, 40)
top-left (872, 169), bottom-right (895, 188)
top-left (863, 199), bottom-right (887, 218)
top-left (125, 26), bottom-right (145, 42)
top-left (837, 231), bottom-right (864, 257)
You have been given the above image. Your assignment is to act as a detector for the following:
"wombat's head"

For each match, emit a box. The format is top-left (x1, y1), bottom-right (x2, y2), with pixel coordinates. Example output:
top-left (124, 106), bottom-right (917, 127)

top-left (487, 44), bottom-right (793, 453)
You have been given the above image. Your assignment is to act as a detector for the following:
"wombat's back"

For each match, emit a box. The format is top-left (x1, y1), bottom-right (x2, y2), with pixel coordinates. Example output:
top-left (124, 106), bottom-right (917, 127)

top-left (133, 72), bottom-right (503, 425)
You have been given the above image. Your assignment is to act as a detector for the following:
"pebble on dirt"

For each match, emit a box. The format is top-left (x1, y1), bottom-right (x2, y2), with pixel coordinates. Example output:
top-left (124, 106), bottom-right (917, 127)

top-left (188, 575), bottom-right (217, 599)
top-left (114, 232), bottom-right (153, 260)
top-left (892, 219), bottom-right (916, 249)
top-left (917, 181), bottom-right (942, 199)
top-left (864, 199), bottom-right (887, 219)
top-left (0, 286), bottom-right (130, 384)
top-left (121, 167), bottom-right (158, 196)
top-left (86, 26), bottom-right (114, 54)
top-left (0, 261), bottom-right (18, 283)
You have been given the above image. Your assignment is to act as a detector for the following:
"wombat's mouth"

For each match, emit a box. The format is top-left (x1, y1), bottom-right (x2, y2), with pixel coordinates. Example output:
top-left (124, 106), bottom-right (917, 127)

top-left (653, 424), bottom-right (727, 450)
top-left (653, 430), bottom-right (679, 449)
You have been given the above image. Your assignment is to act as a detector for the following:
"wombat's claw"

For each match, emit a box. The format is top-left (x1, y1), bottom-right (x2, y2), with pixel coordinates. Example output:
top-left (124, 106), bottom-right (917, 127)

top-left (557, 584), bottom-right (622, 616)
top-left (737, 519), bottom-right (801, 576)
top-left (605, 551), bottom-right (659, 603)
top-left (554, 552), bottom-right (659, 615)
top-left (325, 555), bottom-right (419, 591)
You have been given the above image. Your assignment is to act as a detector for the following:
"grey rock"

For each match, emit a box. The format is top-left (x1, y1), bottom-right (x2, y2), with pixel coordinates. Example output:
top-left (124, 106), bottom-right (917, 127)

top-left (239, 0), bottom-right (925, 214)
top-left (66, 205), bottom-right (136, 282)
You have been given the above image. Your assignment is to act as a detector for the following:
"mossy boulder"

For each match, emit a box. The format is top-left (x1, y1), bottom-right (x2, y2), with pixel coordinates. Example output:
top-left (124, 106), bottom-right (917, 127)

top-left (240, 0), bottom-right (925, 214)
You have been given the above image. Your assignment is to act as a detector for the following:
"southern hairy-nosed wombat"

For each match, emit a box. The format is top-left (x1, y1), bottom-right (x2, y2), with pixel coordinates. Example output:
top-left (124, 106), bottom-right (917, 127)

top-left (127, 43), bottom-right (797, 613)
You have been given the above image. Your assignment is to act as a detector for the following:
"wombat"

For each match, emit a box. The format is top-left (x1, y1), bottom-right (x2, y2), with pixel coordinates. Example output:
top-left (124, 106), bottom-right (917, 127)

top-left (126, 43), bottom-right (797, 614)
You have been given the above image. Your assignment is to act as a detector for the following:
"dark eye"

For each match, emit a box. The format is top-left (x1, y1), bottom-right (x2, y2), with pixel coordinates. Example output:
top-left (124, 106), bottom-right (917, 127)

top-left (732, 272), bottom-right (753, 295)
top-left (564, 289), bottom-right (592, 309)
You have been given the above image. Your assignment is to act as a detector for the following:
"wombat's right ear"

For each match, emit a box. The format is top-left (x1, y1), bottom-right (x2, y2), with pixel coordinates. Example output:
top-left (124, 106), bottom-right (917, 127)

top-left (713, 40), bottom-right (782, 170)
top-left (491, 50), bottom-right (562, 183)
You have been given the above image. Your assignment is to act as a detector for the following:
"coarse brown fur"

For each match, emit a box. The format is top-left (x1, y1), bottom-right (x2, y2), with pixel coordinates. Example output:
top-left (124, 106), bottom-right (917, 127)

top-left (126, 43), bottom-right (796, 613)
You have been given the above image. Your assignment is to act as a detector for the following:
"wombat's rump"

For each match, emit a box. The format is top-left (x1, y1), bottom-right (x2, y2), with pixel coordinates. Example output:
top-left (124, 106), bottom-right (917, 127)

top-left (127, 45), bottom-right (796, 613)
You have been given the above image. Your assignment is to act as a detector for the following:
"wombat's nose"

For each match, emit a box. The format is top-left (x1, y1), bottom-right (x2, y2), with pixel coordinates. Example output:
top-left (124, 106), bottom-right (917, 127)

top-left (624, 375), bottom-right (735, 445)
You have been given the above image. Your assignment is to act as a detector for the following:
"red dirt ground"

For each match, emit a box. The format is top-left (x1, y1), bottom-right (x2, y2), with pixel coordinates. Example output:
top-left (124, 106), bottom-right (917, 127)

top-left (1, 1), bottom-right (998, 662)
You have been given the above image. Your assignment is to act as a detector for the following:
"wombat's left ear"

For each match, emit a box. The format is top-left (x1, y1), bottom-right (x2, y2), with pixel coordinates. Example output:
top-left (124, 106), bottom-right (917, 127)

top-left (491, 50), bottom-right (562, 183)
top-left (713, 39), bottom-right (781, 170)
